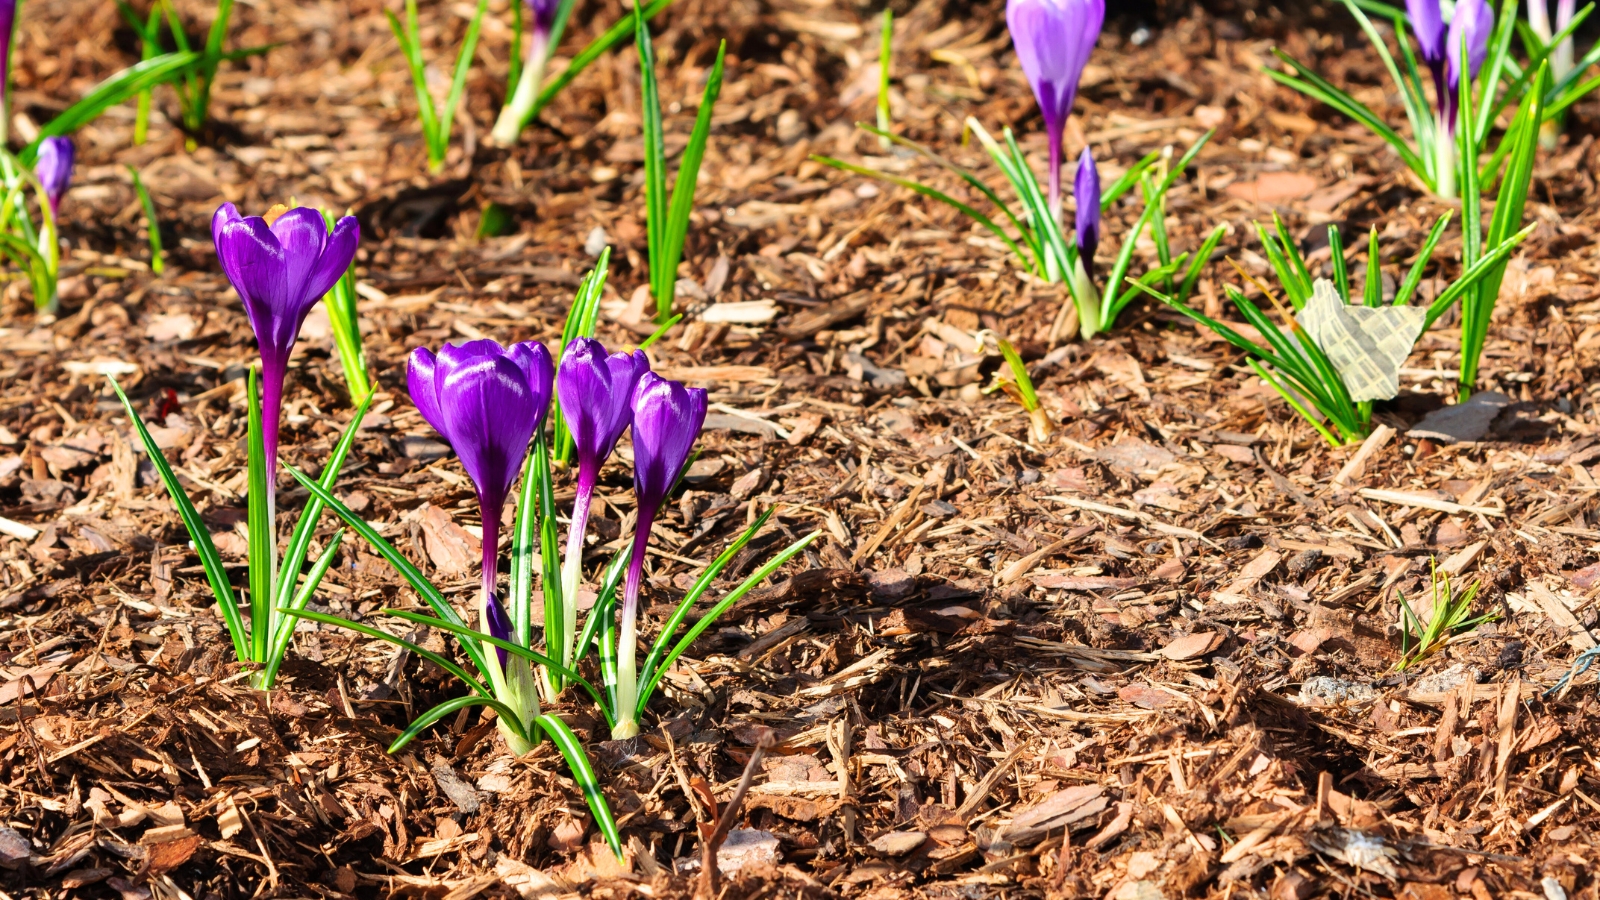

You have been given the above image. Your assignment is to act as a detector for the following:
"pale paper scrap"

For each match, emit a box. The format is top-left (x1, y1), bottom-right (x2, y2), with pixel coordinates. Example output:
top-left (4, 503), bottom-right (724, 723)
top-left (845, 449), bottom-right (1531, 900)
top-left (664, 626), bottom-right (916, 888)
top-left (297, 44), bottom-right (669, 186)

top-left (1296, 279), bottom-right (1426, 402)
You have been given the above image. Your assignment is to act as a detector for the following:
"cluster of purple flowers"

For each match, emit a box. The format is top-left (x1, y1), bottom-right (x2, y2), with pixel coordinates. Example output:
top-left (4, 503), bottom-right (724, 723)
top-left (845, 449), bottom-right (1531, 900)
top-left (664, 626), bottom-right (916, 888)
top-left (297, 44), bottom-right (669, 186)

top-left (407, 337), bottom-right (706, 694)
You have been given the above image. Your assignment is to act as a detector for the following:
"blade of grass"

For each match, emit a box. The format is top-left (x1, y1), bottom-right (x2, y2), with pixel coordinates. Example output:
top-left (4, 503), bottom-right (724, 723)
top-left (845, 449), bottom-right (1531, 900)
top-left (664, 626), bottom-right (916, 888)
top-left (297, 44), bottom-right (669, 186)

top-left (127, 166), bottom-right (165, 275)
top-left (636, 531), bottom-right (821, 715)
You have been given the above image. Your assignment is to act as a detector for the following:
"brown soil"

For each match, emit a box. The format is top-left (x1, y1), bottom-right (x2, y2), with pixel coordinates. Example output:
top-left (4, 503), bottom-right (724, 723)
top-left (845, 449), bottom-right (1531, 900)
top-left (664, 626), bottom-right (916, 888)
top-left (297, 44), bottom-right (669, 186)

top-left (3, 0), bottom-right (1600, 897)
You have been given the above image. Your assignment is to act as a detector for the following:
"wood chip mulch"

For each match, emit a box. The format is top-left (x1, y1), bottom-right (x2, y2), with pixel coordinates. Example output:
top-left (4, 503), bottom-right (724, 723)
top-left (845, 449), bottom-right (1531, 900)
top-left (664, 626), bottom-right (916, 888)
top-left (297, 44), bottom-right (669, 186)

top-left (3, 0), bottom-right (1600, 896)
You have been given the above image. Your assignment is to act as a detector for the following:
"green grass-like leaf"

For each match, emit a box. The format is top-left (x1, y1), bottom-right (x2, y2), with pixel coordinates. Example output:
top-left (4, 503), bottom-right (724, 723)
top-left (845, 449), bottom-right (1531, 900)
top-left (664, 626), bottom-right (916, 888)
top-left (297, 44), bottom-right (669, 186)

top-left (108, 376), bottom-right (247, 661)
top-left (128, 166), bottom-right (165, 275)
top-left (536, 714), bottom-right (623, 860)
top-left (285, 465), bottom-right (492, 678)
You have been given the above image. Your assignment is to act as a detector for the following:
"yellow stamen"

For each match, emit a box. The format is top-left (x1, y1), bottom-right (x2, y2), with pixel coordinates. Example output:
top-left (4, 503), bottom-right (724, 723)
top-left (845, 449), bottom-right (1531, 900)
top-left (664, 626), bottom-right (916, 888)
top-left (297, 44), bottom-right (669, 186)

top-left (262, 204), bottom-right (290, 226)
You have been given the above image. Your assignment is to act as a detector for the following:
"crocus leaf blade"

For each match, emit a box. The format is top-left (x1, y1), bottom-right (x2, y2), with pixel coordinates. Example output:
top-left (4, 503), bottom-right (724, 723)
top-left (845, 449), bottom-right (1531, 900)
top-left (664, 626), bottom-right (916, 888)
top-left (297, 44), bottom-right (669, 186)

top-left (389, 695), bottom-right (531, 754)
top-left (108, 376), bottom-right (247, 662)
top-left (638, 530), bottom-right (821, 715)
top-left (283, 465), bottom-right (492, 676)
top-left (534, 714), bottom-right (624, 860)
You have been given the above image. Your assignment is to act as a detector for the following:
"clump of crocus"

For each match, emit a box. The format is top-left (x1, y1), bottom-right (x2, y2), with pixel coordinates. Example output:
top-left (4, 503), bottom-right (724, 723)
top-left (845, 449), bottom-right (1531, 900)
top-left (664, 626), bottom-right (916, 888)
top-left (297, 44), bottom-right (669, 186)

top-left (555, 337), bottom-right (648, 671)
top-left (409, 339), bottom-right (554, 754)
top-left (613, 372), bottom-right (707, 739)
top-left (1271, 0), bottom-right (1554, 201)
top-left (1004, 0), bottom-right (1104, 221)
top-left (491, 0), bottom-right (561, 145)
top-left (815, 0), bottom-right (1219, 342)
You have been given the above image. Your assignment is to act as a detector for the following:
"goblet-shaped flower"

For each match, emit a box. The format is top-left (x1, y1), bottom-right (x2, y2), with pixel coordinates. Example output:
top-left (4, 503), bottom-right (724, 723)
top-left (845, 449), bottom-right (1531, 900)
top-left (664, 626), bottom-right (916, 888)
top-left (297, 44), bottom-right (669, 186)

top-left (212, 203), bottom-right (359, 481)
top-left (1005, 0), bottom-right (1104, 218)
top-left (408, 339), bottom-right (554, 611)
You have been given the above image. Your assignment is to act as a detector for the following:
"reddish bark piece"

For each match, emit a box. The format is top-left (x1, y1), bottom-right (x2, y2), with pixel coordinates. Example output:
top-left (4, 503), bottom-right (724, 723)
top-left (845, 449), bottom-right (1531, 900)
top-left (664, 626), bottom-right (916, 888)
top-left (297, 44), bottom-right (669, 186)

top-left (1225, 172), bottom-right (1319, 204)
top-left (1160, 632), bottom-right (1222, 660)
top-left (1118, 684), bottom-right (1182, 709)
top-left (1001, 785), bottom-right (1107, 844)
top-left (1572, 562), bottom-right (1600, 590)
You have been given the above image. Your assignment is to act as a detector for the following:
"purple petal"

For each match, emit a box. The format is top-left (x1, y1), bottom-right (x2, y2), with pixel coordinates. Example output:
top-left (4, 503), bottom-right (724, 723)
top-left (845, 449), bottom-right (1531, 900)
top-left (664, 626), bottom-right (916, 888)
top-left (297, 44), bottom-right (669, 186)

top-left (1006, 0), bottom-right (1104, 139)
top-left (215, 214), bottom-right (293, 365)
top-left (507, 341), bottom-right (556, 434)
top-left (304, 216), bottom-right (359, 303)
top-left (558, 338), bottom-right (649, 483)
top-left (629, 373), bottom-right (706, 521)
top-left (434, 342), bottom-right (541, 517)
top-left (485, 592), bottom-right (513, 668)
top-left (1446, 0), bottom-right (1494, 92)
top-left (268, 208), bottom-right (330, 309)
top-left (1559, 0), bottom-right (1576, 28)
top-left (1407, 0), bottom-right (1446, 65)
top-left (407, 347), bottom-right (446, 438)
top-left (528, 0), bottom-right (559, 31)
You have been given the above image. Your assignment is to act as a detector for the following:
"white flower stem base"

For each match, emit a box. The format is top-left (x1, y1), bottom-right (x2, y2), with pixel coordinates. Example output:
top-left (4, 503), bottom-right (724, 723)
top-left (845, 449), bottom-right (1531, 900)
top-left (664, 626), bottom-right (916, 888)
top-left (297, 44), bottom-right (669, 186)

top-left (1433, 126), bottom-right (1458, 201)
top-left (490, 33), bottom-right (550, 147)
top-left (1070, 257), bottom-right (1101, 341)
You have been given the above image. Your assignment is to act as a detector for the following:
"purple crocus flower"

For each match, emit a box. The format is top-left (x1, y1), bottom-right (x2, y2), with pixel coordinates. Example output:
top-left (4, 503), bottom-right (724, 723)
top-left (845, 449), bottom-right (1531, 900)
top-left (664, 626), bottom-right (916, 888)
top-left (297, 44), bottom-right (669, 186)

top-left (555, 338), bottom-right (648, 613)
top-left (408, 339), bottom-right (554, 620)
top-left (1005, 0), bottom-right (1104, 218)
top-left (1445, 0), bottom-right (1494, 129)
top-left (212, 203), bottom-right (359, 482)
top-left (34, 137), bottom-right (73, 216)
top-left (614, 372), bottom-right (706, 738)
top-left (1074, 147), bottom-right (1100, 273)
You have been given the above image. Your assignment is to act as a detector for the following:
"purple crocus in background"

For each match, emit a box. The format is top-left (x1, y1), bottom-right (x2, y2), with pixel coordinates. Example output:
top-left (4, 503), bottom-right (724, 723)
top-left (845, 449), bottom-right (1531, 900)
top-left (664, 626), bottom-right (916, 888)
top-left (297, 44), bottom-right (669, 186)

top-left (408, 339), bottom-right (554, 621)
top-left (1445, 0), bottom-right (1494, 129)
top-left (1073, 147), bottom-right (1100, 274)
top-left (34, 137), bottom-right (73, 216)
top-left (555, 337), bottom-right (648, 666)
top-left (1005, 0), bottom-right (1104, 220)
top-left (612, 372), bottom-right (706, 738)
top-left (212, 203), bottom-right (359, 484)
top-left (1407, 0), bottom-right (1448, 104)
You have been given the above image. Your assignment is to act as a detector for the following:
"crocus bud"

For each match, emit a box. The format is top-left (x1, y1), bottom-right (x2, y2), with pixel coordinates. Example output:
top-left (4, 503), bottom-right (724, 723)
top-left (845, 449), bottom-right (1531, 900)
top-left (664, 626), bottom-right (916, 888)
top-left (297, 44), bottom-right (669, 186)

top-left (408, 339), bottom-right (554, 607)
top-left (1407, 0), bottom-right (1448, 105)
top-left (212, 203), bottom-right (359, 482)
top-left (1073, 147), bottom-right (1100, 270)
top-left (529, 0), bottom-right (559, 34)
top-left (34, 137), bottom-right (73, 216)
top-left (614, 373), bottom-right (706, 738)
top-left (1446, 0), bottom-right (1494, 116)
top-left (1005, 0), bottom-right (1104, 217)
top-left (558, 338), bottom-right (649, 494)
